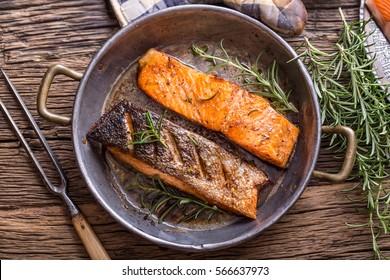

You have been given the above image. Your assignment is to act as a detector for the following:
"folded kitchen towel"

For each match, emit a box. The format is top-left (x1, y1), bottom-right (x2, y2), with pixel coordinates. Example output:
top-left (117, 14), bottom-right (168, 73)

top-left (108, 0), bottom-right (307, 36)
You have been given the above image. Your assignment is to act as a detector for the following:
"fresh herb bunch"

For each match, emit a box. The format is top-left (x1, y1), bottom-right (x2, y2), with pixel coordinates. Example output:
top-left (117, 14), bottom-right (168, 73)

top-left (294, 8), bottom-right (390, 259)
top-left (191, 41), bottom-right (298, 112)
top-left (131, 173), bottom-right (226, 223)
top-left (128, 110), bottom-right (167, 148)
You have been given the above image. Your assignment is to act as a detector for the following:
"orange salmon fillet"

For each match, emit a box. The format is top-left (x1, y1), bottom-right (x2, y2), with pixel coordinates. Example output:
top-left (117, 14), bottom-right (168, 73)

top-left (366, 0), bottom-right (390, 41)
top-left (138, 49), bottom-right (300, 168)
top-left (372, 0), bottom-right (390, 20)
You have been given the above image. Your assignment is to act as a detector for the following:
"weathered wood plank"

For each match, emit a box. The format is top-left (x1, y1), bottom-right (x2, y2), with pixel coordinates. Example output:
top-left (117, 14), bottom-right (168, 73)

top-left (1, 183), bottom-right (388, 259)
top-left (1, 0), bottom-right (389, 259)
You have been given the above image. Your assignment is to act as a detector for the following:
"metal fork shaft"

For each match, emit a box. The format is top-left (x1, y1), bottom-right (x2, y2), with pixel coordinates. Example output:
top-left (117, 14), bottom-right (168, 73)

top-left (1, 69), bottom-right (68, 193)
top-left (0, 68), bottom-right (110, 260)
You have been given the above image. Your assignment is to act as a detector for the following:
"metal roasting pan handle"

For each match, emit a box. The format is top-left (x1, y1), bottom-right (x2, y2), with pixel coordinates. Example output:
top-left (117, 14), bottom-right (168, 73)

top-left (37, 64), bottom-right (82, 125)
top-left (38, 65), bottom-right (357, 184)
top-left (313, 126), bottom-right (357, 182)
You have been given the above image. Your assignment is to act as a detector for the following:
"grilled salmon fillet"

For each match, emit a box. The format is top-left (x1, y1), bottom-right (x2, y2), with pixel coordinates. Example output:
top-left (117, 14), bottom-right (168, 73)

top-left (87, 101), bottom-right (268, 219)
top-left (366, 0), bottom-right (390, 42)
top-left (137, 48), bottom-right (300, 168)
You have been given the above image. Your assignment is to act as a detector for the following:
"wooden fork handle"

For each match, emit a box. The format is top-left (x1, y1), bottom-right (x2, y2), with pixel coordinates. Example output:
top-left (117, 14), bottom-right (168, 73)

top-left (72, 212), bottom-right (111, 260)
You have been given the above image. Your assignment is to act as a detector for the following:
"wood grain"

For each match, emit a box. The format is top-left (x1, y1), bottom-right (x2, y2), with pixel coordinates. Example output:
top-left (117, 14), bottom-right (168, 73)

top-left (1, 0), bottom-right (389, 259)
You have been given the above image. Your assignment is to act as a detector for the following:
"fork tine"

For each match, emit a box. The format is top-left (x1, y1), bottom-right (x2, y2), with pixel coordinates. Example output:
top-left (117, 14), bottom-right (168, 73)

top-left (1, 69), bottom-right (110, 259)
top-left (0, 97), bottom-right (52, 186)
top-left (0, 68), bottom-right (67, 192)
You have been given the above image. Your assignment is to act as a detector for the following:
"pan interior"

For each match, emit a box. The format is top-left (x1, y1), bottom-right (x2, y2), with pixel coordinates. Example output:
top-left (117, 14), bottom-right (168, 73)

top-left (72, 6), bottom-right (320, 251)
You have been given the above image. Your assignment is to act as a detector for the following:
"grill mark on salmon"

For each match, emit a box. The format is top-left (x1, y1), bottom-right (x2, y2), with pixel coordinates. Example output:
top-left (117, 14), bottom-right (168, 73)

top-left (137, 48), bottom-right (300, 168)
top-left (87, 100), bottom-right (268, 219)
top-left (195, 146), bottom-right (209, 180)
top-left (166, 132), bottom-right (184, 166)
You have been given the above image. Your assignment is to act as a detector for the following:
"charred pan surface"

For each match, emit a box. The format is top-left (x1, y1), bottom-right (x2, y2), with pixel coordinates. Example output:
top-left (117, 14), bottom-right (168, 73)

top-left (87, 100), bottom-right (268, 219)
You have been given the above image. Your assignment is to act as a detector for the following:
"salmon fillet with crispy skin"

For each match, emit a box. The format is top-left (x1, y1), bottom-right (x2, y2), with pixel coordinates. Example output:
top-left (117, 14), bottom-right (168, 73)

top-left (137, 48), bottom-right (300, 168)
top-left (87, 101), bottom-right (268, 219)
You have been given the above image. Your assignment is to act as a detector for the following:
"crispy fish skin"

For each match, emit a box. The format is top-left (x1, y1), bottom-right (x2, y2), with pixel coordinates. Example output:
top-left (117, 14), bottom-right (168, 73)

top-left (87, 101), bottom-right (268, 219)
top-left (137, 48), bottom-right (300, 168)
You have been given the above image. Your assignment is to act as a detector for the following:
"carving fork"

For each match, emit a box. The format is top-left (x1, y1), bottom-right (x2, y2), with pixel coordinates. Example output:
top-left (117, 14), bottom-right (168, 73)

top-left (0, 68), bottom-right (110, 260)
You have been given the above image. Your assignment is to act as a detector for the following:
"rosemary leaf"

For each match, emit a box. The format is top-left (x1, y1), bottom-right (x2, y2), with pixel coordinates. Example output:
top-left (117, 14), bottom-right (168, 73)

top-left (187, 135), bottom-right (199, 146)
top-left (294, 8), bottom-right (390, 259)
top-left (127, 110), bottom-right (167, 148)
top-left (131, 174), bottom-right (227, 223)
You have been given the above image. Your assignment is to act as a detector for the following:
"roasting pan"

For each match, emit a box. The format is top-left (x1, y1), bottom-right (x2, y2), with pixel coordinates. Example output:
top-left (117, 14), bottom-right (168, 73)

top-left (36, 5), bottom-right (356, 251)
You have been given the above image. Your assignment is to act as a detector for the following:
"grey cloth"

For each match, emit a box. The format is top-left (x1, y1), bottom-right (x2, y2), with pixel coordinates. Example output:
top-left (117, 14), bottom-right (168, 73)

top-left (110, 0), bottom-right (307, 36)
top-left (119, 1), bottom-right (222, 21)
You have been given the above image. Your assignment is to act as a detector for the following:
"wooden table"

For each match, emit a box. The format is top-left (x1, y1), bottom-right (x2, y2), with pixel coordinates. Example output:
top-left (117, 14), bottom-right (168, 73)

top-left (1, 0), bottom-right (389, 260)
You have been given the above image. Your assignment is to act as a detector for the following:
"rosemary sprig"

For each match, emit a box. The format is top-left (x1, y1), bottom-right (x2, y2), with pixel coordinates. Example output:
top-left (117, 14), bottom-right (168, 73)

top-left (191, 41), bottom-right (298, 112)
top-left (187, 135), bottom-right (199, 146)
top-left (132, 173), bottom-right (226, 223)
top-left (128, 110), bottom-right (167, 148)
top-left (294, 8), bottom-right (390, 259)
